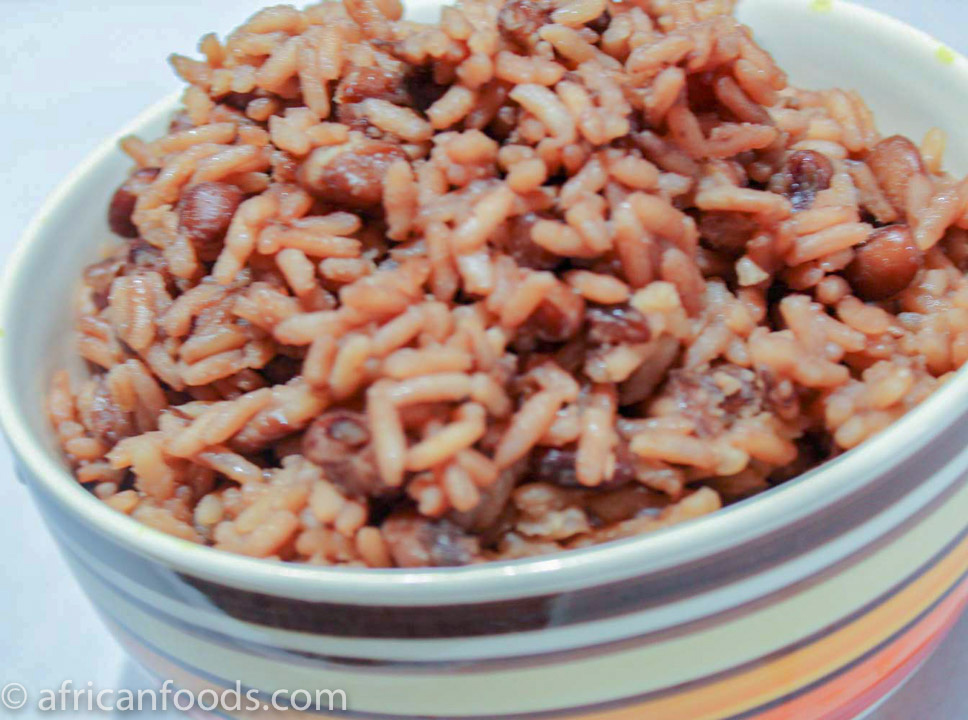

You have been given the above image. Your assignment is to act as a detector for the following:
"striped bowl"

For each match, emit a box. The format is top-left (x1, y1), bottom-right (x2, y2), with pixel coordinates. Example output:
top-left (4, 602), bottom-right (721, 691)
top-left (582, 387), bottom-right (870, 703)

top-left (4, 0), bottom-right (968, 717)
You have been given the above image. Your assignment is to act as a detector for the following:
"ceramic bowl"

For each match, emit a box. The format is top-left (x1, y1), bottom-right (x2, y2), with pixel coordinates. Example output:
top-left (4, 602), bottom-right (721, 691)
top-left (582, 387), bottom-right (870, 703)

top-left (4, 1), bottom-right (968, 717)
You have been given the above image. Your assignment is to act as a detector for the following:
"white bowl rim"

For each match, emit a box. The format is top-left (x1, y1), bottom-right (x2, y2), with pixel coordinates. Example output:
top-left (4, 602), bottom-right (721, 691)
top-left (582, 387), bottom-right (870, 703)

top-left (3, 0), bottom-right (968, 605)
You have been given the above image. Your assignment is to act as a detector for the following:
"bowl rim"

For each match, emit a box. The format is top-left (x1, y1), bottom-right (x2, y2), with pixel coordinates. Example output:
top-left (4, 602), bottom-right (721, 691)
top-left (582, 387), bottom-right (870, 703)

top-left (3, 0), bottom-right (968, 606)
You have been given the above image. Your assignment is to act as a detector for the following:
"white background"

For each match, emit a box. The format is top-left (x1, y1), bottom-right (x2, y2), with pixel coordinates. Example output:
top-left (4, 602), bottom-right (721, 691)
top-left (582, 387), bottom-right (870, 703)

top-left (1, 1), bottom-right (967, 717)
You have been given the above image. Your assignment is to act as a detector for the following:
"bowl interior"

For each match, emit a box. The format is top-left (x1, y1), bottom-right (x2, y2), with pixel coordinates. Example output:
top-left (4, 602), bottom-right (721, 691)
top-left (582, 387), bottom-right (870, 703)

top-left (4, 0), bottom-right (968, 600)
top-left (739, 0), bottom-right (968, 174)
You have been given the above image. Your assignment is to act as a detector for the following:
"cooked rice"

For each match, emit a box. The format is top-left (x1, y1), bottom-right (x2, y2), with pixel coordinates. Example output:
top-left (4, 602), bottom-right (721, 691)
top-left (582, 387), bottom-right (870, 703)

top-left (50, 0), bottom-right (968, 567)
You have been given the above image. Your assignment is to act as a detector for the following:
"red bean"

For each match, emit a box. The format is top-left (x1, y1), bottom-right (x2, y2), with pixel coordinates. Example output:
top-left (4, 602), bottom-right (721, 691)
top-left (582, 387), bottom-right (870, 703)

top-left (659, 365), bottom-right (765, 438)
top-left (845, 224), bottom-right (922, 301)
top-left (107, 168), bottom-right (159, 238)
top-left (335, 65), bottom-right (409, 106)
top-left (177, 182), bottom-right (245, 257)
top-left (325, 413), bottom-right (370, 446)
top-left (530, 446), bottom-right (580, 486)
top-left (530, 445), bottom-right (634, 490)
top-left (768, 150), bottom-right (833, 212)
top-left (699, 211), bottom-right (759, 256)
top-left (447, 464), bottom-right (522, 533)
top-left (126, 239), bottom-right (171, 277)
top-left (298, 140), bottom-right (408, 208)
top-left (867, 135), bottom-right (926, 214)
top-left (497, 0), bottom-right (553, 49)
top-left (302, 411), bottom-right (387, 497)
top-left (586, 305), bottom-right (652, 345)
top-left (516, 281), bottom-right (585, 349)
top-left (505, 213), bottom-right (560, 271)
top-left (84, 239), bottom-right (174, 302)
top-left (381, 512), bottom-right (480, 567)
top-left (536, 303), bottom-right (585, 343)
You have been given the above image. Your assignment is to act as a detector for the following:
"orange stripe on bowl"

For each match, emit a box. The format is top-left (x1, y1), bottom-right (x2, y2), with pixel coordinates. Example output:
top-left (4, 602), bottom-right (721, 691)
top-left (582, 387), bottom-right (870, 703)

top-left (565, 530), bottom-right (968, 720)
top-left (825, 609), bottom-right (959, 720)
top-left (104, 572), bottom-right (968, 720)
top-left (755, 576), bottom-right (968, 720)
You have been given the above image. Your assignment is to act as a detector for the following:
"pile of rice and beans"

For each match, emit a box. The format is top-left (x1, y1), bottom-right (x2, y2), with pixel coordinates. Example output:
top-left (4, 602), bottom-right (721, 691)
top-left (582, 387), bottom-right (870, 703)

top-left (48, 0), bottom-right (968, 567)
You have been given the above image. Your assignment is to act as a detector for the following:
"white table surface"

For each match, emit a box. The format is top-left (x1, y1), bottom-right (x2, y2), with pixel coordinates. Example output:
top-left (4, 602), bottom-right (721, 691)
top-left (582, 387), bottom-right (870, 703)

top-left (2, 1), bottom-right (968, 718)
